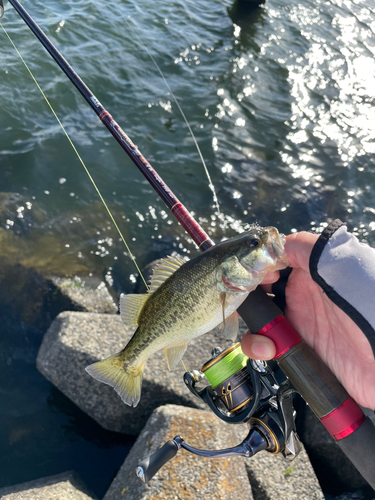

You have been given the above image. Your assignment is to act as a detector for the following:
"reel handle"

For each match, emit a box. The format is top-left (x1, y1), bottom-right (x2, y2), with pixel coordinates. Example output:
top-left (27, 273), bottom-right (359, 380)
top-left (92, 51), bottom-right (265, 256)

top-left (136, 439), bottom-right (180, 483)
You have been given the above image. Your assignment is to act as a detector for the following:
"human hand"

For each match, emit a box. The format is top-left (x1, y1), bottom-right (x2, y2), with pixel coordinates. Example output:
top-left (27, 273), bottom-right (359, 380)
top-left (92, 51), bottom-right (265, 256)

top-left (241, 231), bottom-right (375, 410)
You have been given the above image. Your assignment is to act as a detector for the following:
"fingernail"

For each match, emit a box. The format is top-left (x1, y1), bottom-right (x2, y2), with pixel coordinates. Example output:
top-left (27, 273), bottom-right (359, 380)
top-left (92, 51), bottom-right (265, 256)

top-left (251, 342), bottom-right (274, 359)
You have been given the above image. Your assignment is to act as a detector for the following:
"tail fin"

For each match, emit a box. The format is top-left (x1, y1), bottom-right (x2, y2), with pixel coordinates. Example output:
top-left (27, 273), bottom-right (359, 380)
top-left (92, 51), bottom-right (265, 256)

top-left (85, 353), bottom-right (145, 408)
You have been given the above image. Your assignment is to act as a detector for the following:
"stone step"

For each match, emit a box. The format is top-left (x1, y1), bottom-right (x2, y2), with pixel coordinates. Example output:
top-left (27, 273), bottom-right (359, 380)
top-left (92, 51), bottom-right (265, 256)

top-left (244, 448), bottom-right (324, 500)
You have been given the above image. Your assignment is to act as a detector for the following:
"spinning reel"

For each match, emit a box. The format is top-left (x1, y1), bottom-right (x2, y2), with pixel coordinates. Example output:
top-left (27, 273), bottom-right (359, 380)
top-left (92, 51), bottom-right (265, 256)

top-left (136, 342), bottom-right (302, 483)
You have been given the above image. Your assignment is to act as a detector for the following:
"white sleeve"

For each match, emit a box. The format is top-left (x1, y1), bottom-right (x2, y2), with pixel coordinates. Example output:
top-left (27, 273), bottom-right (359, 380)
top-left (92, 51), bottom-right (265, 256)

top-left (309, 219), bottom-right (375, 356)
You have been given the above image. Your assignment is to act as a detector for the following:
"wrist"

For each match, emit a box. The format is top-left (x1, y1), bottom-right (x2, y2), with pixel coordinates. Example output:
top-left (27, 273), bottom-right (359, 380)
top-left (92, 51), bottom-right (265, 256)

top-left (309, 219), bottom-right (375, 358)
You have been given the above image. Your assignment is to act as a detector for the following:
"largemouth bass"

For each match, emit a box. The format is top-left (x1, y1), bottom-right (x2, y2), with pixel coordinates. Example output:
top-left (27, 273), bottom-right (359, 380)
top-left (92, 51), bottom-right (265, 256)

top-left (86, 225), bottom-right (288, 407)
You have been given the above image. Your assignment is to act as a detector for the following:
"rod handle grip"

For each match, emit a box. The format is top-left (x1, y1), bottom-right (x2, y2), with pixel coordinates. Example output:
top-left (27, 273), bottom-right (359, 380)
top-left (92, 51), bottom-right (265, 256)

top-left (336, 417), bottom-right (375, 488)
top-left (239, 287), bottom-right (375, 489)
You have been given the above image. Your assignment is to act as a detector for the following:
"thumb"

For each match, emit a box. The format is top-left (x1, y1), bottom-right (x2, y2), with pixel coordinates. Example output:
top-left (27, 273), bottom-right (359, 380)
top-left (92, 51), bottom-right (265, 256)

top-left (241, 332), bottom-right (276, 360)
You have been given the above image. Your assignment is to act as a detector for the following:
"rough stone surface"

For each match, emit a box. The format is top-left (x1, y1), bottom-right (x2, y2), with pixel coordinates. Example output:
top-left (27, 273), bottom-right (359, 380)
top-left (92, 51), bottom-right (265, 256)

top-left (37, 311), bottom-right (235, 434)
top-left (244, 447), bottom-right (324, 500)
top-left (0, 472), bottom-right (94, 500)
top-left (50, 276), bottom-right (117, 314)
top-left (103, 404), bottom-right (253, 500)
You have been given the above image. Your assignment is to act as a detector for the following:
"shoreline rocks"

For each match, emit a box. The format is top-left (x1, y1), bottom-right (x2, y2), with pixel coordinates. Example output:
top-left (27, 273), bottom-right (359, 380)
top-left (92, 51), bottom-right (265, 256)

top-left (34, 308), bottom-right (328, 499)
top-left (103, 404), bottom-right (324, 500)
top-left (49, 276), bottom-right (118, 315)
top-left (0, 472), bottom-right (95, 500)
top-left (34, 308), bottom-right (370, 499)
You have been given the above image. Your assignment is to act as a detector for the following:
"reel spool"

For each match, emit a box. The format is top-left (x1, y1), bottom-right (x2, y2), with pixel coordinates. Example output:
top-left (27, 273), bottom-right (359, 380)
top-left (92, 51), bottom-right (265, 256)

top-left (201, 343), bottom-right (254, 413)
top-left (183, 343), bottom-right (271, 423)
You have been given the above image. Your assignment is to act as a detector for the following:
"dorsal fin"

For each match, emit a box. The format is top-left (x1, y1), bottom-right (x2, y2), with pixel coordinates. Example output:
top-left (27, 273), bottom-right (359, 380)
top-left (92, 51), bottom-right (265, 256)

top-left (149, 256), bottom-right (187, 293)
top-left (120, 293), bottom-right (149, 326)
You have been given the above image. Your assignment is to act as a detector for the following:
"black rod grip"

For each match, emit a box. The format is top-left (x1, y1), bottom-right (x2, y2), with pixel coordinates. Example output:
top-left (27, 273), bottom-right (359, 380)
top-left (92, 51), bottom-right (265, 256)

top-left (337, 418), bottom-right (375, 488)
top-left (137, 440), bottom-right (179, 483)
top-left (238, 287), bottom-right (281, 332)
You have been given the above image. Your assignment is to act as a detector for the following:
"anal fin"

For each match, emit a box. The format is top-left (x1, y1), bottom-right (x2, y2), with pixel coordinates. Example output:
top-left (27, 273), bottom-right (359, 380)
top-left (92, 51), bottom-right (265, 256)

top-left (164, 342), bottom-right (188, 371)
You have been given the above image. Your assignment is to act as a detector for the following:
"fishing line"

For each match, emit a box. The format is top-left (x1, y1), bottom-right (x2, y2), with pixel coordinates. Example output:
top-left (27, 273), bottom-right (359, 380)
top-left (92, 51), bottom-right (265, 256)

top-left (202, 344), bottom-right (248, 388)
top-left (0, 21), bottom-right (149, 290)
top-left (123, 15), bottom-right (222, 220)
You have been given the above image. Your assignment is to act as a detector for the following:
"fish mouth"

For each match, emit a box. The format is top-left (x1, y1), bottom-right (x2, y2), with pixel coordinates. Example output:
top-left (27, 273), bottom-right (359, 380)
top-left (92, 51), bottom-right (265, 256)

top-left (219, 226), bottom-right (288, 293)
top-left (240, 263), bottom-right (270, 284)
top-left (263, 227), bottom-right (288, 263)
top-left (221, 274), bottom-right (249, 292)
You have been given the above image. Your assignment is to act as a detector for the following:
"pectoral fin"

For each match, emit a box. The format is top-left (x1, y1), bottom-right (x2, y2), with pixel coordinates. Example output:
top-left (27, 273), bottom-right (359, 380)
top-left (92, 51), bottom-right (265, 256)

top-left (221, 292), bottom-right (228, 326)
top-left (220, 292), bottom-right (239, 341)
top-left (120, 293), bottom-right (149, 326)
top-left (223, 311), bottom-right (239, 341)
top-left (164, 342), bottom-right (188, 370)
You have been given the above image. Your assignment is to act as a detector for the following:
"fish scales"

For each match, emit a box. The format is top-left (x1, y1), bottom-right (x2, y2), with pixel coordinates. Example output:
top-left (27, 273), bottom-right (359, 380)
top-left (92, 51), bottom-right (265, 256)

top-left (86, 225), bottom-right (289, 407)
top-left (123, 255), bottom-right (222, 366)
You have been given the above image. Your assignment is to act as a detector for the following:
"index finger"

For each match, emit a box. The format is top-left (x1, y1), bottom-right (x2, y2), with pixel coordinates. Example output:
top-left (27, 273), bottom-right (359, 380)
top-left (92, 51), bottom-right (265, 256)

top-left (285, 232), bottom-right (319, 271)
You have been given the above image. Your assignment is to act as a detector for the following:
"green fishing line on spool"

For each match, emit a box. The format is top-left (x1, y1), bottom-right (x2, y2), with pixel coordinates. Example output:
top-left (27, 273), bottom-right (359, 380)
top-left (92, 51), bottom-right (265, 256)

top-left (203, 344), bottom-right (249, 388)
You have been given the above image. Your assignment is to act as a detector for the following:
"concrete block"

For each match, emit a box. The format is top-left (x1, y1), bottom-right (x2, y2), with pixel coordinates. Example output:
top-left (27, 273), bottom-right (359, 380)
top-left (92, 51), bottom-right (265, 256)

top-left (36, 313), bottom-right (326, 498)
top-left (0, 472), bottom-right (94, 500)
top-left (244, 448), bottom-right (324, 500)
top-left (50, 276), bottom-right (117, 314)
top-left (103, 405), bottom-right (324, 500)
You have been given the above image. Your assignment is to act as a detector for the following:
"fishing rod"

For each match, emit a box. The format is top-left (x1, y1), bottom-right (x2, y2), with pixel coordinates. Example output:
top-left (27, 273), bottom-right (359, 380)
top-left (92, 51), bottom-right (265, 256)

top-left (4, 0), bottom-right (375, 489)
top-left (4, 0), bottom-right (213, 253)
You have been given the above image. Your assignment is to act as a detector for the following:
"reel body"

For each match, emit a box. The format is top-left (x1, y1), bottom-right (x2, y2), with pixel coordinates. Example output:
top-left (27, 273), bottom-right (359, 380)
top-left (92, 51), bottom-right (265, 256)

top-left (136, 343), bottom-right (302, 483)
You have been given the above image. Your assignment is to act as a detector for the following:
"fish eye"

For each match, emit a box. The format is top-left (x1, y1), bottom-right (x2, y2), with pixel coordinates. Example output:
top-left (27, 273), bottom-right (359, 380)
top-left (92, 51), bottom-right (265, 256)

top-left (247, 237), bottom-right (261, 248)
